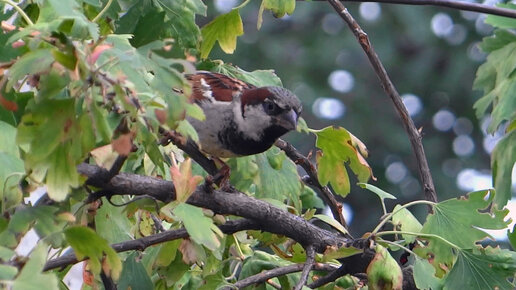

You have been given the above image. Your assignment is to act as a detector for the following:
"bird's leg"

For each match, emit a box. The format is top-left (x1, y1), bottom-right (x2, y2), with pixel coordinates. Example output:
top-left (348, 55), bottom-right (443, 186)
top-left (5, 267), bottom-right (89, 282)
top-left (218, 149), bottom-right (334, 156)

top-left (211, 157), bottom-right (234, 192)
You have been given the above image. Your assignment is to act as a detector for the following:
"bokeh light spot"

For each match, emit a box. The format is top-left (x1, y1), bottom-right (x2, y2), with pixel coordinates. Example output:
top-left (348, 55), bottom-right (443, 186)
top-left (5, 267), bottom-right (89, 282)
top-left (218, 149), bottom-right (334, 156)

top-left (322, 13), bottom-right (344, 35)
top-left (385, 162), bottom-right (407, 184)
top-left (312, 97), bottom-right (346, 120)
top-left (431, 13), bottom-right (453, 37)
top-left (453, 135), bottom-right (475, 156)
top-left (214, 0), bottom-right (237, 13)
top-left (401, 93), bottom-right (423, 116)
top-left (359, 3), bottom-right (381, 22)
top-left (432, 109), bottom-right (456, 131)
top-left (328, 70), bottom-right (355, 93)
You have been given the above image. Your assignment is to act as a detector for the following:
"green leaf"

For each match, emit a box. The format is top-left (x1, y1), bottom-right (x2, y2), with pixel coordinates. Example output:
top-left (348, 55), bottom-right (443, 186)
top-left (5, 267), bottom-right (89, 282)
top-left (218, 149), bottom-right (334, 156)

top-left (473, 42), bottom-right (516, 132)
top-left (12, 242), bottom-right (59, 290)
top-left (0, 152), bottom-right (24, 210)
top-left (46, 142), bottom-right (80, 201)
top-left (313, 214), bottom-right (348, 236)
top-left (366, 245), bottom-right (403, 290)
top-left (485, 4), bottom-right (516, 29)
top-left (0, 264), bottom-right (17, 280)
top-left (200, 9), bottom-right (243, 59)
top-left (230, 148), bottom-right (302, 205)
top-left (413, 258), bottom-right (442, 290)
top-left (315, 126), bottom-right (373, 197)
top-left (491, 130), bottom-right (516, 208)
top-left (479, 30), bottom-right (516, 53)
top-left (416, 190), bottom-right (509, 277)
top-left (204, 62), bottom-right (283, 87)
top-left (424, 190), bottom-right (509, 248)
top-left (358, 183), bottom-right (396, 200)
top-left (172, 203), bottom-right (221, 250)
top-left (155, 239), bottom-right (182, 267)
top-left (118, 252), bottom-right (154, 290)
top-left (239, 251), bottom-right (292, 280)
top-left (258, 0), bottom-right (295, 29)
top-left (509, 224), bottom-right (516, 250)
top-left (443, 247), bottom-right (516, 290)
top-left (6, 49), bottom-right (54, 91)
top-left (95, 198), bottom-right (133, 244)
top-left (39, 0), bottom-right (99, 40)
top-left (64, 226), bottom-right (122, 280)
top-left (391, 204), bottom-right (422, 243)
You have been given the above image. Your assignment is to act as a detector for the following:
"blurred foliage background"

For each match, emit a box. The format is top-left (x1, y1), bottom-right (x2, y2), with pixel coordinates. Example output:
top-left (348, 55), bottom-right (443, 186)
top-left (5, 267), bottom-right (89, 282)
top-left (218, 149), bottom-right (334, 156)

top-left (203, 0), bottom-right (503, 234)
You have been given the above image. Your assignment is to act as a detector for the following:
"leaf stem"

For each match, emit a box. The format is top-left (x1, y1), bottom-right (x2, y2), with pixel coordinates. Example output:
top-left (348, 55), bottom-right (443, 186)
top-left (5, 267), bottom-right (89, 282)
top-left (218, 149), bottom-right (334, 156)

top-left (378, 238), bottom-right (417, 256)
top-left (376, 230), bottom-right (460, 250)
top-left (235, 0), bottom-right (252, 10)
top-left (92, 0), bottom-right (114, 23)
top-left (372, 200), bottom-right (435, 235)
top-left (2, 0), bottom-right (34, 26)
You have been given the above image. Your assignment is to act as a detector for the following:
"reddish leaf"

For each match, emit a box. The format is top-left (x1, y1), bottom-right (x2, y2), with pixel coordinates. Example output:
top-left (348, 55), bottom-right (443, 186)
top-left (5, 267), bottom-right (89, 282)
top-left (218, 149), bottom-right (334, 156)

top-left (111, 133), bottom-right (133, 156)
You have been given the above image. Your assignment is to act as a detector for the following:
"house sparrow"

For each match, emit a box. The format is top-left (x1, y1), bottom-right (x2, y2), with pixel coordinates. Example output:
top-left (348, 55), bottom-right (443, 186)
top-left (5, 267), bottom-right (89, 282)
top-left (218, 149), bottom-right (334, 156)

top-left (185, 71), bottom-right (302, 158)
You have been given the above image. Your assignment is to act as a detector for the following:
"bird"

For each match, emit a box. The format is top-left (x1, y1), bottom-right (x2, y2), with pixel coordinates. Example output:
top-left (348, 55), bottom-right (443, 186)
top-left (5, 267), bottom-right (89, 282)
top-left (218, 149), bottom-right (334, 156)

top-left (185, 71), bottom-right (302, 158)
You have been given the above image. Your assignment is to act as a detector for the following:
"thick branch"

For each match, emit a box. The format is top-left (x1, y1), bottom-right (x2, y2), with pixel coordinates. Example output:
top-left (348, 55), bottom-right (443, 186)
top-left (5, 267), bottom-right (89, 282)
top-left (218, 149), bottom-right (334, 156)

top-left (232, 263), bottom-right (338, 289)
top-left (275, 139), bottom-right (349, 232)
top-left (44, 219), bottom-right (260, 271)
top-left (327, 0), bottom-right (438, 205)
top-left (76, 164), bottom-right (350, 252)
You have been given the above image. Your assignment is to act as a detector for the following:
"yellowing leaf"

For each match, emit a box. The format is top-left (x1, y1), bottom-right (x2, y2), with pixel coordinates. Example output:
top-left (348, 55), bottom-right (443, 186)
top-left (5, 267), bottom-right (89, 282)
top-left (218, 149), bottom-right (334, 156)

top-left (314, 126), bottom-right (373, 197)
top-left (200, 9), bottom-right (243, 59)
top-left (258, 0), bottom-right (296, 29)
top-left (65, 226), bottom-right (122, 280)
top-left (170, 158), bottom-right (203, 203)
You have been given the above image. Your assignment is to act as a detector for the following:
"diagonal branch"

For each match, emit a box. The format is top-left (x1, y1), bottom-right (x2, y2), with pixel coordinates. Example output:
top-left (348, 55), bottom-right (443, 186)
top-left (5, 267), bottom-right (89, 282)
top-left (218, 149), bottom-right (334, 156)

top-left (275, 139), bottom-right (349, 233)
top-left (327, 0), bottom-right (438, 205)
top-left (231, 263), bottom-right (338, 289)
top-left (294, 245), bottom-right (316, 290)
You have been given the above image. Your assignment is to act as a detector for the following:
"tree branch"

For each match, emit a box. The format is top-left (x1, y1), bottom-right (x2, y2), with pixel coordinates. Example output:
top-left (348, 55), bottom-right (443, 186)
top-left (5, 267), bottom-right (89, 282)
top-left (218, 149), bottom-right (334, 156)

top-left (307, 264), bottom-right (348, 288)
top-left (76, 163), bottom-right (350, 250)
top-left (294, 245), bottom-right (316, 290)
top-left (44, 219), bottom-right (260, 271)
top-left (231, 263), bottom-right (338, 289)
top-left (275, 139), bottom-right (349, 233)
top-left (327, 0), bottom-right (438, 205)
top-left (305, 0), bottom-right (516, 19)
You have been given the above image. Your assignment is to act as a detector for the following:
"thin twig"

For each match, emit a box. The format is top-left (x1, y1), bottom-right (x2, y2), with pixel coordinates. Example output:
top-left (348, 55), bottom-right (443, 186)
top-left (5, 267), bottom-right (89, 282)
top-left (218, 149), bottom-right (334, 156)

top-left (275, 139), bottom-right (350, 232)
top-left (294, 245), bottom-right (316, 290)
top-left (307, 264), bottom-right (348, 288)
top-left (231, 263), bottom-right (338, 289)
top-left (43, 219), bottom-right (260, 271)
top-left (342, 0), bottom-right (516, 19)
top-left (160, 129), bottom-right (218, 175)
top-left (327, 0), bottom-right (438, 206)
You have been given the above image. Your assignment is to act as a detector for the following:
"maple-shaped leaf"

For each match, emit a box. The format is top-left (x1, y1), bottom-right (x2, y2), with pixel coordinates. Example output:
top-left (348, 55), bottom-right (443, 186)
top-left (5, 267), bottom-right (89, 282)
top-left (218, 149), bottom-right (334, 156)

top-left (173, 203), bottom-right (222, 251)
top-left (314, 126), bottom-right (374, 197)
top-left (200, 9), bottom-right (243, 59)
top-left (415, 190), bottom-right (510, 277)
top-left (64, 226), bottom-right (122, 280)
top-left (443, 246), bottom-right (516, 290)
top-left (170, 158), bottom-right (203, 203)
top-left (366, 245), bottom-right (403, 290)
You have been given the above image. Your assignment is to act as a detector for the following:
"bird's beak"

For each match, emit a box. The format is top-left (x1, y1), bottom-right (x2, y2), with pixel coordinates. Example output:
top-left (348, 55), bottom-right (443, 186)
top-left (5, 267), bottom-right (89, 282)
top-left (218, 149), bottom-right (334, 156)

top-left (275, 109), bottom-right (298, 131)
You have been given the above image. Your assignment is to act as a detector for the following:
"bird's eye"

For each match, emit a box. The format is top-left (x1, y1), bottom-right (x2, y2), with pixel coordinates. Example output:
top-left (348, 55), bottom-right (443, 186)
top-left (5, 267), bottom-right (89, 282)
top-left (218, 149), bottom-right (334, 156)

top-left (263, 100), bottom-right (279, 115)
